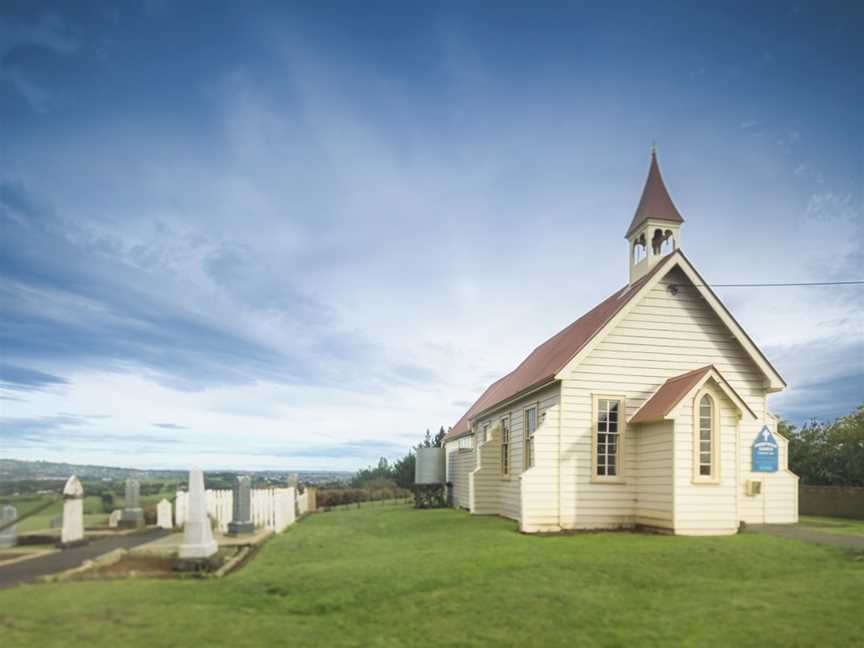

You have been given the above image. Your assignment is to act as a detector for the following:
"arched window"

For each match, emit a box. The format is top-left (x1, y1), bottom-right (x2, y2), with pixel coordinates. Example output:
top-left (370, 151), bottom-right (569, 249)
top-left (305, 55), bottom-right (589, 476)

top-left (660, 230), bottom-right (675, 255)
top-left (632, 233), bottom-right (647, 264)
top-left (698, 394), bottom-right (714, 477)
top-left (651, 228), bottom-right (665, 255)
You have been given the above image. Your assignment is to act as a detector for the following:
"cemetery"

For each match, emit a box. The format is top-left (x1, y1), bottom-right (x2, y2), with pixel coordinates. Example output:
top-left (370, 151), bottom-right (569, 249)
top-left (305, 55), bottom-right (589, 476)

top-left (0, 470), bottom-right (317, 585)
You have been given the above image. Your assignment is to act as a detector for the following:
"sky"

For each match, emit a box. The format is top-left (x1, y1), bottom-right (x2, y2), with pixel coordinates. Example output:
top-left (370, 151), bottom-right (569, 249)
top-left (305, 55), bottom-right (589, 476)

top-left (1, 1), bottom-right (862, 471)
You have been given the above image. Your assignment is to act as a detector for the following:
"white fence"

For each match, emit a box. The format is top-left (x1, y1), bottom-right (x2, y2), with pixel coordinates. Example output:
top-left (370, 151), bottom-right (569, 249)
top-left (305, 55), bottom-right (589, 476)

top-left (174, 487), bottom-right (300, 533)
top-left (251, 487), bottom-right (296, 532)
top-left (297, 489), bottom-right (309, 516)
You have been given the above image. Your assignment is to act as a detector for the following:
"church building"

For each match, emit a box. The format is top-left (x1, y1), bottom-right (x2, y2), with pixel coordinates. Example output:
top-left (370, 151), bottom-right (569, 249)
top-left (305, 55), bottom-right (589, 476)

top-left (443, 151), bottom-right (798, 535)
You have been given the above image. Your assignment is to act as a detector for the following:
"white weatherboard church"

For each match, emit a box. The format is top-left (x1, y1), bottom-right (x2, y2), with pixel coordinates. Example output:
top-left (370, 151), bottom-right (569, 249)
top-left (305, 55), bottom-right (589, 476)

top-left (443, 151), bottom-right (798, 535)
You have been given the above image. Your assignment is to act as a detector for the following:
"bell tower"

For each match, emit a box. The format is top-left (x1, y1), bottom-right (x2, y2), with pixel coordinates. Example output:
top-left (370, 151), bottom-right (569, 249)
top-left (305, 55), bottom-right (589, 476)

top-left (626, 147), bottom-right (684, 283)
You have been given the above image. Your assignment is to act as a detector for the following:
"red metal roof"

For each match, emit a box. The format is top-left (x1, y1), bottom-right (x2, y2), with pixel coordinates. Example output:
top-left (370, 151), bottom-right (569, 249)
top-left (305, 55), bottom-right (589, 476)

top-left (625, 150), bottom-right (684, 239)
top-left (629, 365), bottom-right (714, 424)
top-left (445, 255), bottom-right (674, 441)
top-left (629, 364), bottom-right (756, 424)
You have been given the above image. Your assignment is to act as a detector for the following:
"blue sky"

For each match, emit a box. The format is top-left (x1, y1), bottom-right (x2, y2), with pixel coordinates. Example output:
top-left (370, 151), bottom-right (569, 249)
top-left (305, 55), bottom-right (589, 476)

top-left (1, 1), bottom-right (862, 470)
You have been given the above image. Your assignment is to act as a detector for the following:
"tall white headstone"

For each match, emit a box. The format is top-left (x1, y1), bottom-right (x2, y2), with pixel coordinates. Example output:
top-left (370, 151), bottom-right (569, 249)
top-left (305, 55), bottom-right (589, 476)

top-left (61, 475), bottom-right (85, 545)
top-left (178, 470), bottom-right (217, 560)
top-left (156, 498), bottom-right (173, 530)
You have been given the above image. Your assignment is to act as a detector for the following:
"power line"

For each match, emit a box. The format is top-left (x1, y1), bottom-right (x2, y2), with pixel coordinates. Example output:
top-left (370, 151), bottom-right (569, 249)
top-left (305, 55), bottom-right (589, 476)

top-left (697, 281), bottom-right (864, 288)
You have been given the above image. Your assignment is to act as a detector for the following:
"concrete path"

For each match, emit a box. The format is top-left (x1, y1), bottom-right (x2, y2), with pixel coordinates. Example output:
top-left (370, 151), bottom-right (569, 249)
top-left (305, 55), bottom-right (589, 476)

top-left (0, 529), bottom-right (170, 589)
top-left (747, 524), bottom-right (864, 550)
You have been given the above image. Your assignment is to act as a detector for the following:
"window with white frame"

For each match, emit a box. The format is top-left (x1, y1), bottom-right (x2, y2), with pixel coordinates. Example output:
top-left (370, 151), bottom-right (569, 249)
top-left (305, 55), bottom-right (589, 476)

top-left (524, 406), bottom-right (537, 469)
top-left (697, 394), bottom-right (715, 479)
top-left (457, 436), bottom-right (473, 450)
top-left (594, 398), bottom-right (623, 479)
top-left (500, 416), bottom-right (510, 476)
top-left (481, 422), bottom-right (490, 444)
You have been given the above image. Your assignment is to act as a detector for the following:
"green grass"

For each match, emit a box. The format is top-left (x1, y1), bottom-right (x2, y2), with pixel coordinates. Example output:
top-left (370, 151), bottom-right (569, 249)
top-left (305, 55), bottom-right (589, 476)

top-left (799, 515), bottom-right (864, 537)
top-left (8, 496), bottom-right (108, 532)
top-left (1, 505), bottom-right (862, 647)
top-left (6, 491), bottom-right (175, 532)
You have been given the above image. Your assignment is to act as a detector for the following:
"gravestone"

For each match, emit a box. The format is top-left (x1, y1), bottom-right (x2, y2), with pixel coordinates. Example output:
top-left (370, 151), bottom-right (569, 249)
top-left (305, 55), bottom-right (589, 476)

top-left (0, 504), bottom-right (17, 548)
top-left (178, 469), bottom-right (217, 562)
top-left (108, 509), bottom-right (123, 528)
top-left (60, 475), bottom-right (86, 546)
top-left (227, 476), bottom-right (254, 536)
top-left (119, 479), bottom-right (144, 529)
top-left (156, 499), bottom-right (173, 529)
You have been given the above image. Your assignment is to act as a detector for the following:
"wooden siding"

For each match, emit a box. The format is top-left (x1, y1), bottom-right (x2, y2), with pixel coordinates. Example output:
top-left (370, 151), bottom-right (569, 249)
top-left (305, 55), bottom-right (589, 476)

top-left (672, 382), bottom-right (738, 535)
top-left (634, 420), bottom-right (674, 529)
top-left (738, 408), bottom-right (799, 524)
top-left (447, 448), bottom-right (474, 510)
top-left (557, 267), bottom-right (797, 531)
top-left (521, 402), bottom-right (562, 532)
top-left (471, 384), bottom-right (560, 523)
top-left (471, 424), bottom-right (501, 515)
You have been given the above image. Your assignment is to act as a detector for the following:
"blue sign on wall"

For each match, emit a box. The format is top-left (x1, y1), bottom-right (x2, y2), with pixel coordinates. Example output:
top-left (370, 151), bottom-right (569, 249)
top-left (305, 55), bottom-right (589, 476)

top-left (751, 426), bottom-right (779, 473)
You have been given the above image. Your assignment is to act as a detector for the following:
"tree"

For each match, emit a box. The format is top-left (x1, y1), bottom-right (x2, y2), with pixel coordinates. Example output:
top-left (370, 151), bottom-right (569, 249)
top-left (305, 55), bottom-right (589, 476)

top-left (418, 427), bottom-right (446, 449)
top-left (392, 452), bottom-right (416, 490)
top-left (434, 426), bottom-right (446, 447)
top-left (785, 404), bottom-right (864, 486)
top-left (351, 457), bottom-right (395, 488)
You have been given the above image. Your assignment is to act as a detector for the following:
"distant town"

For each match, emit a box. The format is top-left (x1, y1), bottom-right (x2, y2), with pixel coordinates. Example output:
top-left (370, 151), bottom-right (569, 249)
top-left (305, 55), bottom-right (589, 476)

top-left (0, 459), bottom-right (352, 489)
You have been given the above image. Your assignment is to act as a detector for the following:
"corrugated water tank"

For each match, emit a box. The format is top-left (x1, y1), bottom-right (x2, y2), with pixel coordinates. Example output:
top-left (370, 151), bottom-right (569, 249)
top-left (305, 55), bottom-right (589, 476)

top-left (414, 447), bottom-right (445, 485)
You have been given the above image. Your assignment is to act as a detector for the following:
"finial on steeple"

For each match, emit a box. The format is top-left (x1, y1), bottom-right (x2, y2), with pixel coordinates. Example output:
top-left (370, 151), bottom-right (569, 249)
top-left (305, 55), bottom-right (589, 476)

top-left (651, 140), bottom-right (657, 157)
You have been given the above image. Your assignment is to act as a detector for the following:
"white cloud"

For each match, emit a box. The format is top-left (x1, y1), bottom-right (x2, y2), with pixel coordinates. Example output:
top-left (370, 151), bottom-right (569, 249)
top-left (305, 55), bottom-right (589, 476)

top-left (2, 24), bottom-right (861, 468)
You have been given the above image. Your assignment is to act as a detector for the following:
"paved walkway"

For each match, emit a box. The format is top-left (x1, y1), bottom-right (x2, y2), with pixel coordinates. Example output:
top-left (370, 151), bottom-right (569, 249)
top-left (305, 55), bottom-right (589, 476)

top-left (747, 524), bottom-right (864, 550)
top-left (0, 529), bottom-right (170, 589)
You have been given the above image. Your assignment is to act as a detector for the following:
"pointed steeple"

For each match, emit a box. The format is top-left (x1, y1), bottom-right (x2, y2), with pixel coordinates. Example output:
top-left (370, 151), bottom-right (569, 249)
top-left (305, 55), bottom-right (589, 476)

top-left (624, 147), bottom-right (684, 239)
top-left (625, 147), bottom-right (685, 284)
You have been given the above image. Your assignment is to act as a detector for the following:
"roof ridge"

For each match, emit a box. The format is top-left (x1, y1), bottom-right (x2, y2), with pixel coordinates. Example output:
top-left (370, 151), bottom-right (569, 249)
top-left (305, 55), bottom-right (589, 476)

top-left (445, 253), bottom-right (679, 440)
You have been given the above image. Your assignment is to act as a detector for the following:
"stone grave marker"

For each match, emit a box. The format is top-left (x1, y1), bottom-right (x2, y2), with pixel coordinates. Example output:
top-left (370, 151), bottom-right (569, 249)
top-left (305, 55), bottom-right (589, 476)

top-left (227, 476), bottom-right (254, 536)
top-left (108, 509), bottom-right (123, 528)
top-left (120, 479), bottom-right (144, 529)
top-left (156, 498), bottom-right (173, 529)
top-left (0, 504), bottom-right (17, 548)
top-left (61, 475), bottom-right (86, 546)
top-left (178, 469), bottom-right (217, 562)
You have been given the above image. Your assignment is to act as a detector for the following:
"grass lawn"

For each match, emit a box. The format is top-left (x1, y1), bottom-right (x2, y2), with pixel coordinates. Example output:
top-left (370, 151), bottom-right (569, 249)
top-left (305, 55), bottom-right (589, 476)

top-left (1, 505), bottom-right (862, 647)
top-left (799, 515), bottom-right (864, 537)
top-left (9, 496), bottom-right (108, 532)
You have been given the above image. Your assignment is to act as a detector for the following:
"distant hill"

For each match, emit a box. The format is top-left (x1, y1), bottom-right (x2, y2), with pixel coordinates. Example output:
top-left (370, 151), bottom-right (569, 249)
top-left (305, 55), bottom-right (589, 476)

top-left (0, 458), bottom-right (352, 484)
